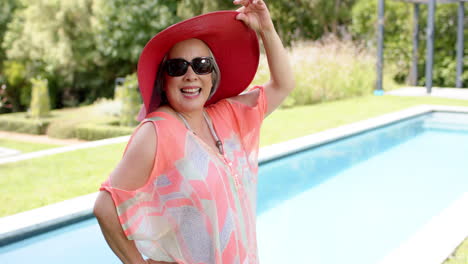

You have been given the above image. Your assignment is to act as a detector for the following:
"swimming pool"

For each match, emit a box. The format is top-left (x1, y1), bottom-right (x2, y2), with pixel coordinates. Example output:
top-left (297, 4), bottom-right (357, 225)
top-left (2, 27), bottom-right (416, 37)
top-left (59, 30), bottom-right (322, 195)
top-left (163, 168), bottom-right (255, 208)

top-left (1, 106), bottom-right (468, 263)
top-left (257, 111), bottom-right (468, 264)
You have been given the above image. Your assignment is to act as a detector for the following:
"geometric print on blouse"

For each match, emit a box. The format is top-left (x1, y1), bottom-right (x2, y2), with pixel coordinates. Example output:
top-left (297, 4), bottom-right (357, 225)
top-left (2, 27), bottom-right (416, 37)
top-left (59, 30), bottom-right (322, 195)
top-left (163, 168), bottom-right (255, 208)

top-left (100, 86), bottom-right (266, 264)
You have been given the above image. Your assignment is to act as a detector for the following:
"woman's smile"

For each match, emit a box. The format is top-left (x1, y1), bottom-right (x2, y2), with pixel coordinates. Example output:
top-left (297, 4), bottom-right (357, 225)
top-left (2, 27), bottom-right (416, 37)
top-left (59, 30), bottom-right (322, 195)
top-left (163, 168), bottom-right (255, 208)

top-left (180, 86), bottom-right (202, 98)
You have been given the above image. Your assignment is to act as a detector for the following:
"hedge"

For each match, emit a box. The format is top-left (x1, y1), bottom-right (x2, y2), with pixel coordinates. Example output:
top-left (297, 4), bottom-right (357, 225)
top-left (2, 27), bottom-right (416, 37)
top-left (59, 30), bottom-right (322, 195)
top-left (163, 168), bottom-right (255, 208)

top-left (75, 123), bottom-right (134, 141)
top-left (0, 115), bottom-right (51, 134)
top-left (0, 113), bottom-right (135, 141)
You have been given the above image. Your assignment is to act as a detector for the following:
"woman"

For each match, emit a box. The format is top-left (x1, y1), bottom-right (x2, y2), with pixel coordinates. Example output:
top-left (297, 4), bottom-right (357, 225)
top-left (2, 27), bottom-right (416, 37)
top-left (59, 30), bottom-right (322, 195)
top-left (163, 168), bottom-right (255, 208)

top-left (93, 0), bottom-right (294, 263)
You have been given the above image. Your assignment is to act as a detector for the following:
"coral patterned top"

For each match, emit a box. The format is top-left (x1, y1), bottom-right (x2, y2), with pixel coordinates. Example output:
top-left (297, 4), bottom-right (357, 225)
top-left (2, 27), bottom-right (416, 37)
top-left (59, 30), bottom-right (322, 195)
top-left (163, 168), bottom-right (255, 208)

top-left (100, 86), bottom-right (267, 264)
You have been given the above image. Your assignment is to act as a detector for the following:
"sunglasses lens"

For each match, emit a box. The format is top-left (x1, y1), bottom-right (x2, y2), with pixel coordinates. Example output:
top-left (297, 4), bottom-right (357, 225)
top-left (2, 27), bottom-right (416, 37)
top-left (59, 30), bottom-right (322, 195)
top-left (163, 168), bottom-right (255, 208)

top-left (192, 57), bottom-right (213, 75)
top-left (165, 57), bottom-right (213, 76)
top-left (166, 59), bottom-right (188, 76)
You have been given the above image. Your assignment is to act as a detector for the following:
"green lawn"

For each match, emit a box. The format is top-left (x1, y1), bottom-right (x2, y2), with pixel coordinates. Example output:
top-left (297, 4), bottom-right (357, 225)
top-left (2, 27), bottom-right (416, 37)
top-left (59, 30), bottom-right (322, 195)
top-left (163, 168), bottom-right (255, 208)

top-left (260, 94), bottom-right (468, 146)
top-left (444, 238), bottom-right (468, 264)
top-left (0, 138), bottom-right (61, 153)
top-left (1, 94), bottom-right (467, 261)
top-left (0, 142), bottom-right (127, 216)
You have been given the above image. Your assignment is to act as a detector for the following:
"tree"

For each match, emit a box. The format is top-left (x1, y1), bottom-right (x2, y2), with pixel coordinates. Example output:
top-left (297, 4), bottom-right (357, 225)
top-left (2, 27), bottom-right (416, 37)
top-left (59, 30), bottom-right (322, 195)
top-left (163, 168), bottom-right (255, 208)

top-left (0, 0), bottom-right (19, 69)
top-left (351, 0), bottom-right (467, 87)
top-left (92, 0), bottom-right (178, 68)
top-left (89, 0), bottom-right (179, 105)
top-left (2, 0), bottom-right (97, 108)
top-left (176, 0), bottom-right (233, 19)
top-left (307, 0), bottom-right (356, 35)
top-left (3, 0), bottom-right (95, 75)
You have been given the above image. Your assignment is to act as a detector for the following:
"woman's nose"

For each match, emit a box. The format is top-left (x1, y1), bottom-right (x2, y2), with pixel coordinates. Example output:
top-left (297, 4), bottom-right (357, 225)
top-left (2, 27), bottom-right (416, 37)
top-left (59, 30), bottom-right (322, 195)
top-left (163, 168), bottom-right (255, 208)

top-left (183, 65), bottom-right (198, 81)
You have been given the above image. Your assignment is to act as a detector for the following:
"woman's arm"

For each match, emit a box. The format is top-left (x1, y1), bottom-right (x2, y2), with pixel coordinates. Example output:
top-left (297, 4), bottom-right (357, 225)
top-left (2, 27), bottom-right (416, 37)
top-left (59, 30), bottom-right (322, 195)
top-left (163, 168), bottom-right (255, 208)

top-left (94, 191), bottom-right (148, 264)
top-left (94, 123), bottom-right (173, 264)
top-left (234, 0), bottom-right (295, 116)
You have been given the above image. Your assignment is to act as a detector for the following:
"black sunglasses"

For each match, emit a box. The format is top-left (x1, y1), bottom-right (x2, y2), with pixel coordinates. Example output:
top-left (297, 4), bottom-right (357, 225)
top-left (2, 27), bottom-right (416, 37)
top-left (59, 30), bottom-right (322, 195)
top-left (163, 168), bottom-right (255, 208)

top-left (164, 57), bottom-right (214, 77)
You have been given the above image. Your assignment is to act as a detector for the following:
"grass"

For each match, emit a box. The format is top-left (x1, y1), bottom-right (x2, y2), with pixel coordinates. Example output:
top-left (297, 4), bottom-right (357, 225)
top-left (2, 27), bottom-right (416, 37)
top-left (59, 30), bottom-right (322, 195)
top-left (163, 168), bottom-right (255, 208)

top-left (0, 138), bottom-right (61, 153)
top-left (0, 142), bottom-right (127, 216)
top-left (444, 238), bottom-right (468, 264)
top-left (260, 94), bottom-right (468, 146)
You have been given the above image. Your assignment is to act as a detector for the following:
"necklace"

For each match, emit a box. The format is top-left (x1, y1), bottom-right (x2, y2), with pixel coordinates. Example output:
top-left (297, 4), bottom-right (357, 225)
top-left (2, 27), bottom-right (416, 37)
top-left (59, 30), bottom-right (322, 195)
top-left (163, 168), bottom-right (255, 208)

top-left (176, 111), bottom-right (241, 190)
top-left (176, 111), bottom-right (224, 155)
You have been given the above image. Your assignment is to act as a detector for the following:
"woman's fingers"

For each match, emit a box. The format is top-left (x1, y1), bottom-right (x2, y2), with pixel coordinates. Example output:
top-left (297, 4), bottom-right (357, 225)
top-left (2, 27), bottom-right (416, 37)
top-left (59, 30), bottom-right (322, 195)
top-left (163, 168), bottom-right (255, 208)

top-left (233, 0), bottom-right (249, 6)
top-left (234, 0), bottom-right (266, 11)
top-left (236, 6), bottom-right (249, 25)
top-left (235, 0), bottom-right (271, 31)
top-left (236, 6), bottom-right (245, 13)
top-left (236, 12), bottom-right (249, 24)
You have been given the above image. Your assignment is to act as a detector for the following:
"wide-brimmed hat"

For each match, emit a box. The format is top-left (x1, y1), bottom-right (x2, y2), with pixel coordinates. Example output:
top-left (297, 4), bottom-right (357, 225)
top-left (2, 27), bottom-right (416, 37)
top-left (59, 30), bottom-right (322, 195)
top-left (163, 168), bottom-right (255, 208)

top-left (137, 11), bottom-right (260, 119)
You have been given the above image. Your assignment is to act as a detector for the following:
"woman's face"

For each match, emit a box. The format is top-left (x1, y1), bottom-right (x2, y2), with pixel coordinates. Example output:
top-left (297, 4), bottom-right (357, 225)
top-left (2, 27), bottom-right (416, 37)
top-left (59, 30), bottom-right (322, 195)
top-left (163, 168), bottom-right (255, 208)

top-left (164, 38), bottom-right (213, 113)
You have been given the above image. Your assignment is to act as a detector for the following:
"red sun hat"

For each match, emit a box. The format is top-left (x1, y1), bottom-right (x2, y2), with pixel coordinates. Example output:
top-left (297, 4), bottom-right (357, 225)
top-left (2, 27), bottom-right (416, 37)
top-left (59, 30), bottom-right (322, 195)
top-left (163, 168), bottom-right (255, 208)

top-left (137, 11), bottom-right (260, 120)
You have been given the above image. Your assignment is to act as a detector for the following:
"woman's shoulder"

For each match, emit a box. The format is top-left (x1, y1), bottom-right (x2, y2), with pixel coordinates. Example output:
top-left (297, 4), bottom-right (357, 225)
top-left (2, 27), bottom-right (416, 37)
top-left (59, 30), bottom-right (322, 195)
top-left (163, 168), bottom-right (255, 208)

top-left (109, 122), bottom-right (157, 191)
top-left (227, 87), bottom-right (262, 107)
top-left (126, 122), bottom-right (157, 169)
top-left (209, 86), bottom-right (263, 112)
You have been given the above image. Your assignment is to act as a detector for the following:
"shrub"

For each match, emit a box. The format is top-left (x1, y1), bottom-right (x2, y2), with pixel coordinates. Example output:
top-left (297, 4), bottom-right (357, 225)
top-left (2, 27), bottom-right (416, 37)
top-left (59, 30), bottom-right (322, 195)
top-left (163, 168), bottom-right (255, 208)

top-left (118, 73), bottom-right (141, 127)
top-left (46, 113), bottom-right (135, 140)
top-left (29, 76), bottom-right (51, 118)
top-left (46, 120), bottom-right (80, 139)
top-left (0, 114), bottom-right (51, 134)
top-left (0, 102), bottom-right (135, 140)
top-left (252, 38), bottom-right (397, 108)
top-left (0, 83), bottom-right (13, 113)
top-left (75, 123), bottom-right (134, 141)
top-left (92, 98), bottom-right (121, 118)
top-left (2, 60), bottom-right (29, 111)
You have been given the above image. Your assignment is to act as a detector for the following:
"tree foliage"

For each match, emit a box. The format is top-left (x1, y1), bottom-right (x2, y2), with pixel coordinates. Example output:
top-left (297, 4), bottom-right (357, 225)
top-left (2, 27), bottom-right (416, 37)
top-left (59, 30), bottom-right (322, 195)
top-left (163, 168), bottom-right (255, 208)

top-left (0, 0), bottom-right (19, 67)
top-left (307, 0), bottom-right (356, 36)
top-left (176, 0), bottom-right (233, 19)
top-left (3, 0), bottom-right (95, 75)
top-left (88, 0), bottom-right (179, 107)
top-left (92, 0), bottom-right (178, 67)
top-left (352, 0), bottom-right (467, 87)
top-left (2, 0), bottom-right (97, 108)
top-left (1, 0), bottom-right (464, 113)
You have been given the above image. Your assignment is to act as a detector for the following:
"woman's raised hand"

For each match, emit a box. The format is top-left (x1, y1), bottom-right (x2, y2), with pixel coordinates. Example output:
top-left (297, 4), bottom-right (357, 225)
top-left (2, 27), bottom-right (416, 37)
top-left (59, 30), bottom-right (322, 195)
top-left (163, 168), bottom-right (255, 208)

top-left (233, 0), bottom-right (275, 33)
top-left (234, 0), bottom-right (295, 116)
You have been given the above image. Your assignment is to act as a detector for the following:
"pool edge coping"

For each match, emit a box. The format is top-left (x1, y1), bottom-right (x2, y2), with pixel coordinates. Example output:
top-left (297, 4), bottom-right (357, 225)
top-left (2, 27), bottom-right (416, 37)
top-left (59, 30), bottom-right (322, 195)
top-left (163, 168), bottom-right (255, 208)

top-left (0, 193), bottom-right (97, 247)
top-left (1, 104), bottom-right (468, 262)
top-left (259, 104), bottom-right (468, 163)
top-left (378, 192), bottom-right (468, 264)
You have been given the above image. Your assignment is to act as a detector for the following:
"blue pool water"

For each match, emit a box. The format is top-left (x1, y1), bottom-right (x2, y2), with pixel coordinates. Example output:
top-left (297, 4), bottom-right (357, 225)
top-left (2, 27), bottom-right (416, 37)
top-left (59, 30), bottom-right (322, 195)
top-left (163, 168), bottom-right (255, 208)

top-left (1, 111), bottom-right (468, 263)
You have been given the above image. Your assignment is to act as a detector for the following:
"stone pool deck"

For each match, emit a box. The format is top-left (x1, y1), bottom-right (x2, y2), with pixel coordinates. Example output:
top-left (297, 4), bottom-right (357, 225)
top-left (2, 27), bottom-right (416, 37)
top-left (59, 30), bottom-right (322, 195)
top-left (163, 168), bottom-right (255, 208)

top-left (387, 86), bottom-right (468, 100)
